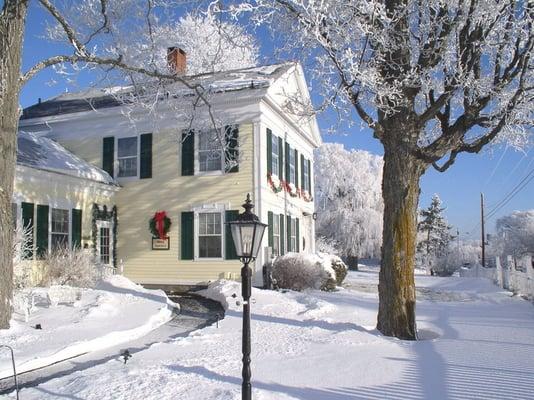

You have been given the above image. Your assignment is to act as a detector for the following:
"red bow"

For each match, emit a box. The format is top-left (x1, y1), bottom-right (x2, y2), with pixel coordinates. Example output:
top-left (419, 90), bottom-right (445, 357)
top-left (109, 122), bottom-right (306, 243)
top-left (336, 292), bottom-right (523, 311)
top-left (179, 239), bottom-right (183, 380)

top-left (154, 211), bottom-right (167, 239)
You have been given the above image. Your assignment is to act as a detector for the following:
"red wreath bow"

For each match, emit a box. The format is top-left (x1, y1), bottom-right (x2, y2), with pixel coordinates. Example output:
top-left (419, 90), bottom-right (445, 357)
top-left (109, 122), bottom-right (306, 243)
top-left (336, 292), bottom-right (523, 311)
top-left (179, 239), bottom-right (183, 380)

top-left (154, 211), bottom-right (167, 239)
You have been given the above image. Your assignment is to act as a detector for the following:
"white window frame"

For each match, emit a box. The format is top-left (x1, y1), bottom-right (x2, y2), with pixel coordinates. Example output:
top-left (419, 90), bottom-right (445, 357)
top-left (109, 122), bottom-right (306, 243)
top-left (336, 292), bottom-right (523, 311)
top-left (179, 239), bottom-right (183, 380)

top-left (194, 129), bottom-right (225, 176)
top-left (271, 134), bottom-right (280, 177)
top-left (289, 147), bottom-right (296, 185)
top-left (303, 159), bottom-right (310, 192)
top-left (290, 217), bottom-right (297, 252)
top-left (115, 135), bottom-right (140, 181)
top-left (96, 220), bottom-right (114, 266)
top-left (193, 204), bottom-right (227, 260)
top-left (50, 207), bottom-right (71, 252)
top-left (272, 214), bottom-right (280, 256)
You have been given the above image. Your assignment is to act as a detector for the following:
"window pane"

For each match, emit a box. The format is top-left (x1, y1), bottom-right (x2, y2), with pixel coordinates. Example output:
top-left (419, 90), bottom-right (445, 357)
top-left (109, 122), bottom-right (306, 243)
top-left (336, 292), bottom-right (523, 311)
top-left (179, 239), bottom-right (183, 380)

top-left (51, 234), bottom-right (68, 251)
top-left (118, 137), bottom-right (138, 157)
top-left (52, 209), bottom-right (69, 234)
top-left (118, 157), bottom-right (137, 177)
top-left (199, 236), bottom-right (222, 258)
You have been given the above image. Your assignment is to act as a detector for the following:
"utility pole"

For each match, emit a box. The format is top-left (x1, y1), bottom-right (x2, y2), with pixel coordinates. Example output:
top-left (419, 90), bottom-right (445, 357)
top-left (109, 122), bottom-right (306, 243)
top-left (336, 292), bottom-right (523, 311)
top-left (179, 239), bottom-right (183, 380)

top-left (480, 193), bottom-right (486, 268)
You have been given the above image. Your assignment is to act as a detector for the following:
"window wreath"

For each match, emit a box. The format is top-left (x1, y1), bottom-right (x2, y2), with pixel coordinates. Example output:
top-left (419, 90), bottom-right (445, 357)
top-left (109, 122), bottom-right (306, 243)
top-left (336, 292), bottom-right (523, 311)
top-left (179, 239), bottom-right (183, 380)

top-left (149, 211), bottom-right (172, 239)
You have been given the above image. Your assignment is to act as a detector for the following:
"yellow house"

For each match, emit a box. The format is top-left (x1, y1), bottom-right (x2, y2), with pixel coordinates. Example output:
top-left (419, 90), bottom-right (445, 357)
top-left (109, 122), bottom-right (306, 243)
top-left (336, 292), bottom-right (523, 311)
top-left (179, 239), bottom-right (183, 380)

top-left (17, 61), bottom-right (322, 289)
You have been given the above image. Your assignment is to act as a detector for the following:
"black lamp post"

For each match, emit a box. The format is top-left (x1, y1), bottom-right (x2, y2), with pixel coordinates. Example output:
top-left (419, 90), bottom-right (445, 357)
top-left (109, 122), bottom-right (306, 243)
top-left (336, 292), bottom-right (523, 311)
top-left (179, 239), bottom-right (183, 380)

top-left (226, 194), bottom-right (267, 400)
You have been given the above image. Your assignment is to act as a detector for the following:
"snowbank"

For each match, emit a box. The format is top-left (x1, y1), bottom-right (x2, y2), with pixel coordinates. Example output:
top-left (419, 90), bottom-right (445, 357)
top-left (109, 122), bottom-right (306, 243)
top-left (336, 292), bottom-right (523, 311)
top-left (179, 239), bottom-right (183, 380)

top-left (0, 275), bottom-right (175, 379)
top-left (14, 271), bottom-right (534, 400)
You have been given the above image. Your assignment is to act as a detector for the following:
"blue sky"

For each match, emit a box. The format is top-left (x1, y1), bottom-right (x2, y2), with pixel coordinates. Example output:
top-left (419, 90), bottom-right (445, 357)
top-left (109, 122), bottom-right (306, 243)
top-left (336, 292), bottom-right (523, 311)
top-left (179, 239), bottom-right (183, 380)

top-left (18, 2), bottom-right (533, 239)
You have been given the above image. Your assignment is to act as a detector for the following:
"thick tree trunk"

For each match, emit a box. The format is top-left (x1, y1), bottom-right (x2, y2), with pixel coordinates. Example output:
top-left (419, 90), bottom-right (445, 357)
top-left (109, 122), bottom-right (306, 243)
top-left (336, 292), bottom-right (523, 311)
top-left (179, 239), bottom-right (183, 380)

top-left (0, 1), bottom-right (28, 329)
top-left (377, 141), bottom-right (425, 340)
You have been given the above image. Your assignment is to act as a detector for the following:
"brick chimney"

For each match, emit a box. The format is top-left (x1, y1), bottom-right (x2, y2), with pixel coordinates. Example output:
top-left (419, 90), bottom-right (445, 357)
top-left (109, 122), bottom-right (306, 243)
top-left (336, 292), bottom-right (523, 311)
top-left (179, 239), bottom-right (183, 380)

top-left (167, 47), bottom-right (186, 75)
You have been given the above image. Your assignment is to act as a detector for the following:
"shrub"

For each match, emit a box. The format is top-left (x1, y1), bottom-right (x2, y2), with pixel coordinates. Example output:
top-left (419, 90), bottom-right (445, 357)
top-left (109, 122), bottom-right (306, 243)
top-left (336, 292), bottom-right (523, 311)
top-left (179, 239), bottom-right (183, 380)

top-left (272, 252), bottom-right (337, 291)
top-left (319, 253), bottom-right (348, 286)
top-left (40, 246), bottom-right (98, 288)
top-left (13, 223), bottom-right (33, 289)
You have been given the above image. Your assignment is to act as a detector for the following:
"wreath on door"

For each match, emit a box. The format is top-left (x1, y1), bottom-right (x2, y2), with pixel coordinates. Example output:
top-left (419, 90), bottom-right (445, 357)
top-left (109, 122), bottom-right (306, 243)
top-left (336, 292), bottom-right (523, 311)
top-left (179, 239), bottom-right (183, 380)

top-left (149, 211), bottom-right (172, 239)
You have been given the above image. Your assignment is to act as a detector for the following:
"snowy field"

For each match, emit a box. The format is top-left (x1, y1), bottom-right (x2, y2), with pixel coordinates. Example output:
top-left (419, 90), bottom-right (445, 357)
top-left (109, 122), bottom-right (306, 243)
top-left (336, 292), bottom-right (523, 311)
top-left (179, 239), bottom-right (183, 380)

top-left (6, 265), bottom-right (534, 400)
top-left (0, 276), bottom-right (173, 380)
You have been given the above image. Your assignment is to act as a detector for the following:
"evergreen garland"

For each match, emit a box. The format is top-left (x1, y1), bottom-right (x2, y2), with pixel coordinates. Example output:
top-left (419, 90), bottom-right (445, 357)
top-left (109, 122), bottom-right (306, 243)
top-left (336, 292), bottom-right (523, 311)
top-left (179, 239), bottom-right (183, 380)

top-left (149, 215), bottom-right (172, 238)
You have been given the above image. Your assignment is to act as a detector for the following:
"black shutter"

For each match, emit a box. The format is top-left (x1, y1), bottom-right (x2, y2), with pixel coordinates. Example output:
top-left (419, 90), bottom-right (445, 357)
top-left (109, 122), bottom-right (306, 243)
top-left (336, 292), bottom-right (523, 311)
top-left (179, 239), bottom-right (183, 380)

top-left (268, 211), bottom-right (274, 248)
top-left (296, 218), bottom-right (300, 252)
top-left (36, 205), bottom-right (49, 259)
top-left (295, 149), bottom-right (299, 188)
top-left (286, 215), bottom-right (292, 252)
top-left (285, 142), bottom-right (291, 183)
top-left (279, 214), bottom-right (285, 255)
top-left (267, 129), bottom-right (272, 175)
top-left (225, 126), bottom-right (239, 173)
top-left (181, 211), bottom-right (194, 260)
top-left (102, 137), bottom-right (115, 177)
top-left (278, 137), bottom-right (284, 178)
top-left (21, 202), bottom-right (34, 259)
top-left (225, 210), bottom-right (240, 260)
top-left (140, 133), bottom-right (153, 179)
top-left (181, 130), bottom-right (195, 176)
top-left (301, 154), bottom-right (306, 191)
top-left (72, 209), bottom-right (82, 249)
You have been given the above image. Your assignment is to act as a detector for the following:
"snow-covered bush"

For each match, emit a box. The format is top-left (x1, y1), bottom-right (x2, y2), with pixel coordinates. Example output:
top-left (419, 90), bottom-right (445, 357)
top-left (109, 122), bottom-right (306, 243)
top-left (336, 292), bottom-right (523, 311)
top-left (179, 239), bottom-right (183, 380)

top-left (12, 223), bottom-right (33, 289)
top-left (40, 246), bottom-right (98, 288)
top-left (318, 253), bottom-right (348, 286)
top-left (272, 252), bottom-right (337, 291)
top-left (315, 236), bottom-right (340, 255)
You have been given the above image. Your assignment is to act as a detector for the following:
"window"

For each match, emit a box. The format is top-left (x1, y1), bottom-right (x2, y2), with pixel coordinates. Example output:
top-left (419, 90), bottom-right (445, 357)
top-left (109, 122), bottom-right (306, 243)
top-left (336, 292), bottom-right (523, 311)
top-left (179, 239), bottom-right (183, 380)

top-left (51, 208), bottom-right (69, 250)
top-left (272, 215), bottom-right (280, 256)
top-left (290, 218), bottom-right (297, 252)
top-left (198, 130), bottom-right (223, 172)
top-left (99, 226), bottom-right (111, 265)
top-left (289, 148), bottom-right (296, 184)
top-left (303, 159), bottom-right (310, 192)
top-left (117, 137), bottom-right (138, 177)
top-left (11, 203), bottom-right (17, 229)
top-left (271, 134), bottom-right (280, 177)
top-left (198, 212), bottom-right (222, 258)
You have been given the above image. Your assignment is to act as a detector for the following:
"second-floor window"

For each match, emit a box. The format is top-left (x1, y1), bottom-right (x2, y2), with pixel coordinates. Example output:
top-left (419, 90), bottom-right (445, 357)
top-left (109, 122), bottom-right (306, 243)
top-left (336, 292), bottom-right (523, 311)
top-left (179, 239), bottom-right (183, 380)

top-left (271, 134), bottom-right (280, 177)
top-left (289, 147), bottom-right (296, 184)
top-left (117, 137), bottom-right (138, 177)
top-left (303, 159), bottom-right (310, 192)
top-left (198, 130), bottom-right (223, 172)
top-left (51, 208), bottom-right (69, 250)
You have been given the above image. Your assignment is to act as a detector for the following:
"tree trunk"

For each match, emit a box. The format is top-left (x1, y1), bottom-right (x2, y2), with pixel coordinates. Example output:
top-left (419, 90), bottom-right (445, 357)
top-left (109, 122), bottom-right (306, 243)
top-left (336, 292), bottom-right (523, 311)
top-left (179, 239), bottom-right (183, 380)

top-left (377, 141), bottom-right (425, 340)
top-left (0, 1), bottom-right (28, 329)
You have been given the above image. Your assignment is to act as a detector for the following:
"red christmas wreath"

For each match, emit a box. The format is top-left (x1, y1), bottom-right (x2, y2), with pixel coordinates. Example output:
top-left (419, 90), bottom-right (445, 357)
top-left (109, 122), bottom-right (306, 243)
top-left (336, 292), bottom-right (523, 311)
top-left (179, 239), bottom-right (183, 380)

top-left (149, 211), bottom-right (172, 239)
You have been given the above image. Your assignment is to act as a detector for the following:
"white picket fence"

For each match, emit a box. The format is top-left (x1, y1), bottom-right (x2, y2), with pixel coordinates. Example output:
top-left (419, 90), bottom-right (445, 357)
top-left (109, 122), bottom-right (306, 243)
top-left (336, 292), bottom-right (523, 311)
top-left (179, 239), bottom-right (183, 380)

top-left (458, 254), bottom-right (534, 299)
top-left (494, 255), bottom-right (534, 298)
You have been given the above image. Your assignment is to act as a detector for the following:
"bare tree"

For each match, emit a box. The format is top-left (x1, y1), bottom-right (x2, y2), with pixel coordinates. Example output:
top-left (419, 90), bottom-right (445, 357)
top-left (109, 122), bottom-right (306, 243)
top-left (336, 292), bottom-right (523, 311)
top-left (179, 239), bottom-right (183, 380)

top-left (0, 0), bottom-right (257, 329)
top-left (231, 0), bottom-right (534, 339)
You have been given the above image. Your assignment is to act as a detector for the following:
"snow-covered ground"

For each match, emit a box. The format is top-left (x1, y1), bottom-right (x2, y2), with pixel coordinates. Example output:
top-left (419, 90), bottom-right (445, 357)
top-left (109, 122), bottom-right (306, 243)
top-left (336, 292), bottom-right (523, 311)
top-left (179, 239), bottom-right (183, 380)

top-left (0, 276), bottom-right (173, 380)
top-left (7, 265), bottom-right (534, 400)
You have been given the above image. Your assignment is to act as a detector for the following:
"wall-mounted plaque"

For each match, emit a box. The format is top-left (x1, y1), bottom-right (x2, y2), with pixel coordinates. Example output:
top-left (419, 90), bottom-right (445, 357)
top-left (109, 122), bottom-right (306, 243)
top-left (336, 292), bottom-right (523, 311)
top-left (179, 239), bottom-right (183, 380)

top-left (152, 237), bottom-right (170, 250)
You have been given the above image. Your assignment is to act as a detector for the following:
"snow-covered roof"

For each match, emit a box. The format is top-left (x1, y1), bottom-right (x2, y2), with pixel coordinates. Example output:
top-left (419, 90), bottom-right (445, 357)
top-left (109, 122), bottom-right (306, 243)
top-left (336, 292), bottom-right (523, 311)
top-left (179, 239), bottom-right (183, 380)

top-left (17, 131), bottom-right (116, 185)
top-left (21, 63), bottom-right (294, 120)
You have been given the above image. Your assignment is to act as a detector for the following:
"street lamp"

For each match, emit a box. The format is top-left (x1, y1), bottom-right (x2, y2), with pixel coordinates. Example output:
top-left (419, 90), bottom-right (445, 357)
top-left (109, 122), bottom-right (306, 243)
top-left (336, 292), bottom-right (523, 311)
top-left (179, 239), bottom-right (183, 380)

top-left (226, 194), bottom-right (267, 400)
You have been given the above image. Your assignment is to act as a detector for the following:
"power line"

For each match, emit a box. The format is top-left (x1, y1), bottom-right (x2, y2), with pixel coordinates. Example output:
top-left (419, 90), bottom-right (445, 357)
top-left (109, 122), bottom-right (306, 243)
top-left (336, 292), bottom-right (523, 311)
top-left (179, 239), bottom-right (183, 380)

top-left (485, 167), bottom-right (534, 221)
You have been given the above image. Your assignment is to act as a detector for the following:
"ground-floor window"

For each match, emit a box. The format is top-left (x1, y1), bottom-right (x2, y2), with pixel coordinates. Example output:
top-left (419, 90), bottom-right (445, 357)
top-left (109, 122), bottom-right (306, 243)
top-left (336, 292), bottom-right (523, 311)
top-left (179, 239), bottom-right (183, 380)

top-left (272, 215), bottom-right (280, 256)
top-left (51, 208), bottom-right (69, 250)
top-left (97, 221), bottom-right (112, 265)
top-left (198, 212), bottom-right (222, 258)
top-left (290, 218), bottom-right (297, 252)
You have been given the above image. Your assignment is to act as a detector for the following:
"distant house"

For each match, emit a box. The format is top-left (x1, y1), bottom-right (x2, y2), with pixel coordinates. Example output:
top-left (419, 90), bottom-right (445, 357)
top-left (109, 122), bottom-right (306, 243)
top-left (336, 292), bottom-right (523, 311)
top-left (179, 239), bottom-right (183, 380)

top-left (16, 51), bottom-right (322, 288)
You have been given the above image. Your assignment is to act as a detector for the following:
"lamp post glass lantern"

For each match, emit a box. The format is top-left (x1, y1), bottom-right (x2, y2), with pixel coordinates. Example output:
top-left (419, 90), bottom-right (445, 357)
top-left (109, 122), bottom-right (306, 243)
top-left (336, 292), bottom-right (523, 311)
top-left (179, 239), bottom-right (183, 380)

top-left (226, 194), bottom-right (267, 400)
